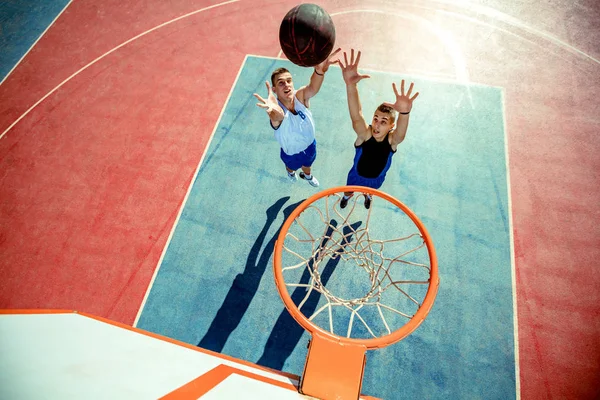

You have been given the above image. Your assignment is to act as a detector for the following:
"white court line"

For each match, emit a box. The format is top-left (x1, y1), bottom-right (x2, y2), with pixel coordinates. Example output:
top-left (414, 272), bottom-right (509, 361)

top-left (133, 53), bottom-right (252, 326)
top-left (0, 0), bottom-right (240, 141)
top-left (501, 88), bottom-right (521, 400)
top-left (0, 0), bottom-right (74, 86)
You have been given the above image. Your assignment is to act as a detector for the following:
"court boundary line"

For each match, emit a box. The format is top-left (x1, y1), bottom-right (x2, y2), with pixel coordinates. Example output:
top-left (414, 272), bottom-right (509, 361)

top-left (133, 54), bottom-right (251, 326)
top-left (0, 0), bottom-right (74, 86)
top-left (501, 88), bottom-right (521, 400)
top-left (0, 0), bottom-right (240, 141)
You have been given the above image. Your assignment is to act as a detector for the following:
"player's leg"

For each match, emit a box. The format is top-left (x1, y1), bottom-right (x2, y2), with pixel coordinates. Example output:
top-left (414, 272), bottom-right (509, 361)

top-left (298, 141), bottom-right (319, 187)
top-left (280, 149), bottom-right (299, 182)
top-left (362, 174), bottom-right (387, 209)
top-left (341, 168), bottom-right (361, 209)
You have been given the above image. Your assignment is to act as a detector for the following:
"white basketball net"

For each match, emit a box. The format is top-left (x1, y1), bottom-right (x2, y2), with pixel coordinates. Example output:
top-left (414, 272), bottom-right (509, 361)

top-left (279, 193), bottom-right (434, 339)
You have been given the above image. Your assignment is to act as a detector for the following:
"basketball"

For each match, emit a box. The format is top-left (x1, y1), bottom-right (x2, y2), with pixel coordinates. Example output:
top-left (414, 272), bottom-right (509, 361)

top-left (279, 4), bottom-right (336, 67)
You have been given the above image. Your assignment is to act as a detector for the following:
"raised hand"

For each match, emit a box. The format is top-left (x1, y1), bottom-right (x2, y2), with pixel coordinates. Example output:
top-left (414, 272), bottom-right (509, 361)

top-left (382, 80), bottom-right (419, 114)
top-left (253, 81), bottom-right (282, 117)
top-left (315, 47), bottom-right (342, 74)
top-left (337, 49), bottom-right (371, 85)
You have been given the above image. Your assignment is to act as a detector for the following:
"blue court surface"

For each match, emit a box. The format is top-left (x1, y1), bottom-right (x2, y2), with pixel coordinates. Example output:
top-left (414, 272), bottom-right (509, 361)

top-left (136, 55), bottom-right (516, 399)
top-left (0, 0), bottom-right (71, 81)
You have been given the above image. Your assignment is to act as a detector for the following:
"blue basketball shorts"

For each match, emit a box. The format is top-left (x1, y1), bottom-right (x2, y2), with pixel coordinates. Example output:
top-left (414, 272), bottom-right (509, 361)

top-left (346, 167), bottom-right (387, 189)
top-left (280, 140), bottom-right (317, 171)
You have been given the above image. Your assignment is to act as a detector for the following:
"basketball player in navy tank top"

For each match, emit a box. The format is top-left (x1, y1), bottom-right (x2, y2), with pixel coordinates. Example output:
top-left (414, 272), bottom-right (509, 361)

top-left (337, 49), bottom-right (420, 209)
top-left (253, 48), bottom-right (341, 187)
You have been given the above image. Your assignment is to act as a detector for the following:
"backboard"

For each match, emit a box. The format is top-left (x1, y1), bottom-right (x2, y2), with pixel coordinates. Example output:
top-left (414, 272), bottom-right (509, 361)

top-left (0, 310), bottom-right (376, 399)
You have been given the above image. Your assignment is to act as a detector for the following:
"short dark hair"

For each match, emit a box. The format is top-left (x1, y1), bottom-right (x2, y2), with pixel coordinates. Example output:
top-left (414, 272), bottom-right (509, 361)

top-left (271, 68), bottom-right (290, 86)
top-left (376, 104), bottom-right (397, 123)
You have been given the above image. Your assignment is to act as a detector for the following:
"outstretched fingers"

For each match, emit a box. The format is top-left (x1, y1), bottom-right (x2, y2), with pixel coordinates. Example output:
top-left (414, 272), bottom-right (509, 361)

top-left (406, 81), bottom-right (414, 97)
top-left (253, 93), bottom-right (268, 109)
top-left (354, 50), bottom-right (362, 67)
top-left (395, 80), bottom-right (418, 99)
top-left (264, 81), bottom-right (273, 93)
top-left (328, 47), bottom-right (341, 63)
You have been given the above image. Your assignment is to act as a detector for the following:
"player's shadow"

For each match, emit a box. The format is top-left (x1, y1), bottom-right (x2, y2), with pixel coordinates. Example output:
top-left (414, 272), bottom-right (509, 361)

top-left (257, 220), bottom-right (363, 371)
top-left (197, 196), bottom-right (302, 353)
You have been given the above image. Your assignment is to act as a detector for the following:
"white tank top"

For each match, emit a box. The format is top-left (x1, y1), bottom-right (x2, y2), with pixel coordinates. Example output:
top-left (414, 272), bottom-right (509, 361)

top-left (273, 94), bottom-right (315, 155)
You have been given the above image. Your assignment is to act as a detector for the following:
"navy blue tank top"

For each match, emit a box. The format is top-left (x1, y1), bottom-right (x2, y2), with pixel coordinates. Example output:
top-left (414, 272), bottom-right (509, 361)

top-left (356, 135), bottom-right (395, 178)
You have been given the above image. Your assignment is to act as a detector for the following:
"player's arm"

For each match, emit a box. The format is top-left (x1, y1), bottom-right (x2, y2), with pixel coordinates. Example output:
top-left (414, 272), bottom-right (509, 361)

top-left (337, 49), bottom-right (371, 139)
top-left (384, 80), bottom-right (419, 146)
top-left (296, 48), bottom-right (341, 105)
top-left (345, 83), bottom-right (369, 138)
top-left (391, 114), bottom-right (410, 146)
top-left (253, 81), bottom-right (285, 128)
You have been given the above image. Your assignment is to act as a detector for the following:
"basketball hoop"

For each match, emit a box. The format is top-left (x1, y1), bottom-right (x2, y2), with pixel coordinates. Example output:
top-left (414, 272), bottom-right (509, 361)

top-left (273, 186), bottom-right (439, 399)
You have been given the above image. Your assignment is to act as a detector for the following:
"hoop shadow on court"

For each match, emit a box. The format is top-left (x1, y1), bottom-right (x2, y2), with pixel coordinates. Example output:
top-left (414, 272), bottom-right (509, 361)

top-left (257, 219), bottom-right (363, 370)
top-left (197, 196), bottom-right (302, 353)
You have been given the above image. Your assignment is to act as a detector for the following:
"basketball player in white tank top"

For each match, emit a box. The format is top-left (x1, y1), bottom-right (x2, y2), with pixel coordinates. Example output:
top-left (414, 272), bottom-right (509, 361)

top-left (254, 48), bottom-right (341, 187)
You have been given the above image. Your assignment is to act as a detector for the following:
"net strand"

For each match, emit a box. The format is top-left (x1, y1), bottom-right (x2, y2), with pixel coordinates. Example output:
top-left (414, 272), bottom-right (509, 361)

top-left (281, 193), bottom-right (433, 339)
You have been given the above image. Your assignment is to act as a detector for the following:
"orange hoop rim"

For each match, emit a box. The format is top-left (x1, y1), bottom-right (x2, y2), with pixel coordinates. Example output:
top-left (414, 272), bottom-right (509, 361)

top-left (273, 186), bottom-right (439, 349)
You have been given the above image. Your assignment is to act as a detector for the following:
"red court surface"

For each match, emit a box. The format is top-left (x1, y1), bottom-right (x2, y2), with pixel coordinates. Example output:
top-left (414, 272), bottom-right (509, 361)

top-left (0, 1), bottom-right (598, 399)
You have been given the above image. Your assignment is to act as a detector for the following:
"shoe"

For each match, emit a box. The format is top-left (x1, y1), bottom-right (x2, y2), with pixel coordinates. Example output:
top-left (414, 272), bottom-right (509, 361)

top-left (287, 171), bottom-right (297, 182)
top-left (364, 195), bottom-right (372, 209)
top-left (299, 172), bottom-right (319, 187)
top-left (340, 196), bottom-right (349, 209)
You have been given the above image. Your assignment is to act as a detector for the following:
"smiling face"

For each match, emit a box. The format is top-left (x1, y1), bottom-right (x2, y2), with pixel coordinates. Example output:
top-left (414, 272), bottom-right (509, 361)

top-left (271, 69), bottom-right (295, 102)
top-left (371, 104), bottom-right (397, 138)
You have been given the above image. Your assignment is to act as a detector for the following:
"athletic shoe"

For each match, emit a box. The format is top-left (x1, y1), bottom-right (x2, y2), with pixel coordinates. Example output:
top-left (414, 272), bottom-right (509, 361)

top-left (340, 196), bottom-right (349, 209)
top-left (299, 172), bottom-right (319, 187)
top-left (287, 171), bottom-right (297, 182)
